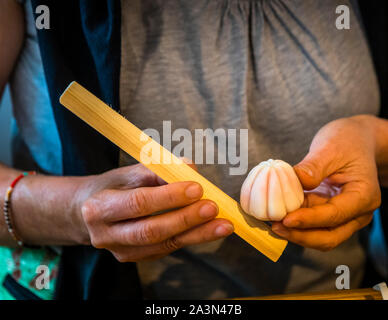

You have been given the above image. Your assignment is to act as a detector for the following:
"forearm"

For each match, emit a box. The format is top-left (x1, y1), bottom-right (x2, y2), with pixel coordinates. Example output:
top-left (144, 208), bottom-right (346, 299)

top-left (0, 163), bottom-right (90, 246)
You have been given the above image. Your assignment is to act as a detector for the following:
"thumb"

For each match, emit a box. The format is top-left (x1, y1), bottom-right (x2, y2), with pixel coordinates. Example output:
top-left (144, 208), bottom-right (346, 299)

top-left (294, 152), bottom-right (332, 190)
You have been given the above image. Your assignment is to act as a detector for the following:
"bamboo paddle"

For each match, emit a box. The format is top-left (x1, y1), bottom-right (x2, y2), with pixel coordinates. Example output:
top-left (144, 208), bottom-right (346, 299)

top-left (59, 81), bottom-right (288, 262)
top-left (233, 288), bottom-right (383, 300)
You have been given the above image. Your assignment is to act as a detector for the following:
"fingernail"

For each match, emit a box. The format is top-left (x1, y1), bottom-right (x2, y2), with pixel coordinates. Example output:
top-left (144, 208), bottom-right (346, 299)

top-left (215, 223), bottom-right (234, 237)
top-left (272, 225), bottom-right (289, 237)
top-left (199, 202), bottom-right (218, 219)
top-left (185, 184), bottom-right (203, 199)
top-left (296, 164), bottom-right (314, 177)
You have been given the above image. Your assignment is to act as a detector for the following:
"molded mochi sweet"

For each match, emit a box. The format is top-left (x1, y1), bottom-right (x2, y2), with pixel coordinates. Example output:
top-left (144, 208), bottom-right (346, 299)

top-left (240, 159), bottom-right (304, 221)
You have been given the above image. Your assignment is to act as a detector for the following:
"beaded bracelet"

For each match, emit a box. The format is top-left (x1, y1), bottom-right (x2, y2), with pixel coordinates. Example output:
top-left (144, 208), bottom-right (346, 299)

top-left (3, 171), bottom-right (36, 246)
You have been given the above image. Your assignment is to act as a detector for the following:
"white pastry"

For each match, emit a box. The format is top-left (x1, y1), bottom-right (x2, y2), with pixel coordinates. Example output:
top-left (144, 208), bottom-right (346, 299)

top-left (240, 159), bottom-right (304, 221)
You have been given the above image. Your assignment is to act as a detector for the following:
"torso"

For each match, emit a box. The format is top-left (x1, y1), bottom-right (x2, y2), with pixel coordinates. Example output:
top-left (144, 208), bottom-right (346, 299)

top-left (119, 0), bottom-right (380, 299)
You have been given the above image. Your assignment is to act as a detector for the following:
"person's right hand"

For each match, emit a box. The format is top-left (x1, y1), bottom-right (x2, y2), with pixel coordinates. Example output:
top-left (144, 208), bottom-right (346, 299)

top-left (75, 164), bottom-right (234, 262)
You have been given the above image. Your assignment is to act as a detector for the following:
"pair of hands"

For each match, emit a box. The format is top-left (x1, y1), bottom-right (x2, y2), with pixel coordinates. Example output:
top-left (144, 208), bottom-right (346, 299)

top-left (77, 115), bottom-right (382, 261)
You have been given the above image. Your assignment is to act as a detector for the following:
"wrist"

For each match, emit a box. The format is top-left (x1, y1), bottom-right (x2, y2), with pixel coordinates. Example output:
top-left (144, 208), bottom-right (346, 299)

top-left (349, 114), bottom-right (388, 187)
top-left (349, 114), bottom-right (380, 160)
top-left (371, 116), bottom-right (388, 167)
top-left (70, 175), bottom-right (95, 246)
top-left (11, 173), bottom-right (92, 246)
top-left (0, 167), bottom-right (23, 246)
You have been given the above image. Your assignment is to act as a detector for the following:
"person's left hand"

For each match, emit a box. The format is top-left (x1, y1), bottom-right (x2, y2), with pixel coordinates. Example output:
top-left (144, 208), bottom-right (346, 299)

top-left (271, 115), bottom-right (381, 251)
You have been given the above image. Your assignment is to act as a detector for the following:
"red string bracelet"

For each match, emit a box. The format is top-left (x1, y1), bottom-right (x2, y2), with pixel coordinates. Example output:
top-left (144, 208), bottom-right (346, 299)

top-left (3, 171), bottom-right (36, 246)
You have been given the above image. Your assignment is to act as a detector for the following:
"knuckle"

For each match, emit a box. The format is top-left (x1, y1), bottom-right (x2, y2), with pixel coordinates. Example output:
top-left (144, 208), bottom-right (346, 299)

top-left (356, 185), bottom-right (370, 203)
top-left (90, 235), bottom-right (106, 249)
top-left (356, 213), bottom-right (374, 230)
top-left (112, 247), bottom-right (144, 263)
top-left (371, 191), bottom-right (382, 210)
top-left (328, 204), bottom-right (342, 225)
top-left (163, 236), bottom-right (182, 252)
top-left (319, 239), bottom-right (338, 252)
top-left (134, 165), bottom-right (155, 185)
top-left (81, 200), bottom-right (99, 225)
top-left (359, 184), bottom-right (381, 211)
top-left (113, 252), bottom-right (128, 263)
top-left (135, 223), bottom-right (160, 244)
top-left (127, 189), bottom-right (148, 215)
top-left (366, 213), bottom-right (374, 225)
top-left (164, 188), bottom-right (177, 205)
top-left (113, 250), bottom-right (147, 263)
top-left (89, 228), bottom-right (115, 249)
top-left (82, 190), bottom-right (114, 225)
top-left (179, 212), bottom-right (191, 229)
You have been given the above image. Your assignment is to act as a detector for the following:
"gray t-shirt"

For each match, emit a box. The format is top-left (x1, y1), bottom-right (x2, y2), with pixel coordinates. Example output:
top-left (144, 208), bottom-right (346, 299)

top-left (119, 0), bottom-right (380, 298)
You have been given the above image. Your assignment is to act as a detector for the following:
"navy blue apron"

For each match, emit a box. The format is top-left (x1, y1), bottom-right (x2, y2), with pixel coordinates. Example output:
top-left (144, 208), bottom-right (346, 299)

top-left (31, 0), bottom-right (142, 300)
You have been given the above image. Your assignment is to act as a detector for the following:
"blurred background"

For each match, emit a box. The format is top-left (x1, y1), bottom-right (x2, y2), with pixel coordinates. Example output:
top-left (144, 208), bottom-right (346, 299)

top-left (0, 86), bottom-right (13, 166)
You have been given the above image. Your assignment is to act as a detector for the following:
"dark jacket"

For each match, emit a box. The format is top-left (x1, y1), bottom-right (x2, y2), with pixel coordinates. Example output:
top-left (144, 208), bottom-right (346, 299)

top-left (28, 0), bottom-right (387, 299)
